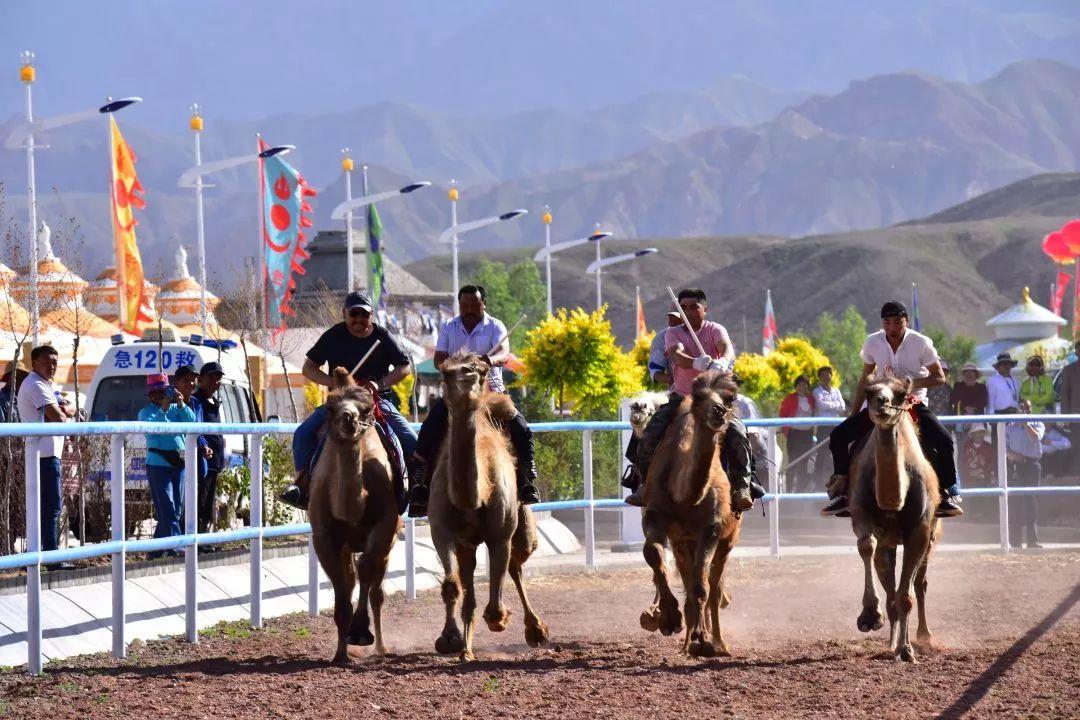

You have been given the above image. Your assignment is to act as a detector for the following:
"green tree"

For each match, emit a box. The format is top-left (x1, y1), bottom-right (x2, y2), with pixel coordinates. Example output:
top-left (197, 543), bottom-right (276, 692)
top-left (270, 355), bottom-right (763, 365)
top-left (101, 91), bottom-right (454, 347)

top-left (468, 258), bottom-right (545, 348)
top-left (808, 305), bottom-right (867, 390)
top-left (924, 326), bottom-right (977, 372)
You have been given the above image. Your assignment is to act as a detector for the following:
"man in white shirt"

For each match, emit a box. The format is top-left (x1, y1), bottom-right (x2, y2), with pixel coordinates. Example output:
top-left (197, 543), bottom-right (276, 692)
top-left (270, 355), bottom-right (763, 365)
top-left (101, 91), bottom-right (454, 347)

top-left (986, 353), bottom-right (1020, 413)
top-left (16, 345), bottom-right (75, 566)
top-left (812, 366), bottom-right (846, 488)
top-left (407, 285), bottom-right (540, 517)
top-left (822, 301), bottom-right (963, 518)
top-left (1004, 401), bottom-right (1044, 548)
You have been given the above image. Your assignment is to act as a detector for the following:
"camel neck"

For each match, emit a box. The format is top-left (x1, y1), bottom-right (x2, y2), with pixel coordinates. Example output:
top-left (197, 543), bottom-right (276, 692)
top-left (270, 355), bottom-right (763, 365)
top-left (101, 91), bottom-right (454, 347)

top-left (673, 418), bottom-right (719, 506)
top-left (447, 405), bottom-right (483, 510)
top-left (873, 423), bottom-right (908, 511)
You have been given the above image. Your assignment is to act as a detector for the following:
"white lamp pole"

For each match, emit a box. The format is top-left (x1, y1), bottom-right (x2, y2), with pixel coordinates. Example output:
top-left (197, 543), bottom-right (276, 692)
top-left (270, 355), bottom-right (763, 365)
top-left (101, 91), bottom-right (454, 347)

top-left (436, 195), bottom-right (528, 315)
top-left (532, 225), bottom-right (612, 314)
top-left (586, 247), bottom-right (659, 311)
top-left (542, 206), bottom-right (553, 315)
top-left (190, 105), bottom-right (208, 336)
top-left (341, 149), bottom-right (355, 291)
top-left (6, 53), bottom-right (141, 344)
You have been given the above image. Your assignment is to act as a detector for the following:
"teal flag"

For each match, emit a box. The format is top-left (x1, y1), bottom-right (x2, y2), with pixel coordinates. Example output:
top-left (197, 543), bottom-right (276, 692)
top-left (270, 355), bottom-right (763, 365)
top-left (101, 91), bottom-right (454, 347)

top-left (367, 203), bottom-right (387, 310)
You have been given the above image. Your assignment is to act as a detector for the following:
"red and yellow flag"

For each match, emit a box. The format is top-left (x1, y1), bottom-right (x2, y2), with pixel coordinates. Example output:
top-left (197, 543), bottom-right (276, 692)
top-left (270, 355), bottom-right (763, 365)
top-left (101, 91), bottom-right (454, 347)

top-left (635, 286), bottom-right (647, 340)
top-left (109, 116), bottom-right (151, 333)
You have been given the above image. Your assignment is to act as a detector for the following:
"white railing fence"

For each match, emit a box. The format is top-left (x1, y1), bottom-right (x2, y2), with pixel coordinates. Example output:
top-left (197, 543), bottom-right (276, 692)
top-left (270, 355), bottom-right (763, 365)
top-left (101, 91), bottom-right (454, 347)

top-left (1, 413), bottom-right (1078, 674)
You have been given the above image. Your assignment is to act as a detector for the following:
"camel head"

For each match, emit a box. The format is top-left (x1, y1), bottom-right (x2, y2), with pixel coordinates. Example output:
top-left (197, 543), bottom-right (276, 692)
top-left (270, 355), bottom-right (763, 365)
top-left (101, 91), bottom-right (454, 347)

top-left (325, 384), bottom-right (376, 444)
top-left (628, 391), bottom-right (667, 438)
top-left (865, 375), bottom-right (914, 429)
top-left (441, 351), bottom-right (491, 410)
top-left (690, 370), bottom-right (737, 433)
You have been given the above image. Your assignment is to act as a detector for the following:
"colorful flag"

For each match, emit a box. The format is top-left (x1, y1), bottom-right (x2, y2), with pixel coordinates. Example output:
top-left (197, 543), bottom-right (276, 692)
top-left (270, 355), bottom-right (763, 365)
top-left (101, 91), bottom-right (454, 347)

top-left (367, 202), bottom-right (388, 310)
top-left (763, 289), bottom-right (777, 355)
top-left (260, 138), bottom-right (315, 333)
top-left (1051, 270), bottom-right (1071, 317)
top-left (109, 116), bottom-right (152, 334)
top-left (910, 282), bottom-right (922, 331)
top-left (635, 286), bottom-right (647, 340)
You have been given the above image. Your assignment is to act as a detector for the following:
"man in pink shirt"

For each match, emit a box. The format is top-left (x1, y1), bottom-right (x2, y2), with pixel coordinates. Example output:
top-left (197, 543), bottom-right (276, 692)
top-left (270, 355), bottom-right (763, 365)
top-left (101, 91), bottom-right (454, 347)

top-left (624, 288), bottom-right (760, 511)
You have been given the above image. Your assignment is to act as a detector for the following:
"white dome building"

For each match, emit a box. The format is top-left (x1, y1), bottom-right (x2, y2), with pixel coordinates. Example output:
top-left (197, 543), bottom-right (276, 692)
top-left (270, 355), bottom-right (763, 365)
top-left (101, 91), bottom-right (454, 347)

top-left (974, 287), bottom-right (1073, 372)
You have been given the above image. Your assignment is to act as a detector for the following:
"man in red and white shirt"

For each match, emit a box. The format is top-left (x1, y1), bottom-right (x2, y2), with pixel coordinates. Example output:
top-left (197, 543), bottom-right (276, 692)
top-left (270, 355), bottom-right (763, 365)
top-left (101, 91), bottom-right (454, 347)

top-left (624, 288), bottom-right (760, 511)
top-left (823, 301), bottom-right (963, 518)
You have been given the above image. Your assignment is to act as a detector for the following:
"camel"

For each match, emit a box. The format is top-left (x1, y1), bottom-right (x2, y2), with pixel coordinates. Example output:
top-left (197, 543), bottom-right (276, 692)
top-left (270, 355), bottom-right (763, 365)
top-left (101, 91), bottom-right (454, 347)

top-left (628, 391), bottom-right (669, 438)
top-left (307, 368), bottom-right (402, 664)
top-left (638, 370), bottom-right (742, 657)
top-left (849, 376), bottom-right (941, 663)
top-left (427, 352), bottom-right (549, 660)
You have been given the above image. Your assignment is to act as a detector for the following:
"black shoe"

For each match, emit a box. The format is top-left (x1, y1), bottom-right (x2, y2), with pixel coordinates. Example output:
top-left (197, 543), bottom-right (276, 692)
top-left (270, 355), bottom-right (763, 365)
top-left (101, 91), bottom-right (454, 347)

top-left (519, 484), bottom-right (541, 505)
top-left (625, 488), bottom-right (645, 507)
top-left (821, 495), bottom-right (850, 517)
top-left (749, 481), bottom-right (767, 500)
top-left (407, 484), bottom-right (429, 518)
top-left (278, 484), bottom-right (309, 511)
top-left (730, 487), bottom-right (754, 512)
top-left (936, 496), bottom-right (964, 518)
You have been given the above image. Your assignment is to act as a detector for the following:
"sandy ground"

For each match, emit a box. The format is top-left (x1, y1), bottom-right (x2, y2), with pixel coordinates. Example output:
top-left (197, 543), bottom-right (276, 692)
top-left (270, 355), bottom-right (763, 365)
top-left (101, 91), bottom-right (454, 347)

top-left (1, 550), bottom-right (1078, 719)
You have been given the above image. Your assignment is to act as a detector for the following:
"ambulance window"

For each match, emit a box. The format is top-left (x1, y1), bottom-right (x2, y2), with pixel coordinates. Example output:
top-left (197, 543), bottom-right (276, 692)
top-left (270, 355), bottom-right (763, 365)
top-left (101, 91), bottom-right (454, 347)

top-left (90, 377), bottom-right (146, 421)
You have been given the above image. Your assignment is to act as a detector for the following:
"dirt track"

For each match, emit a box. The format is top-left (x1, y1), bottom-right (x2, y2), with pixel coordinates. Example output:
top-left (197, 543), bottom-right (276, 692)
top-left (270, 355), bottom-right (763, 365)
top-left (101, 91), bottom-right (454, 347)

top-left (2, 551), bottom-right (1078, 719)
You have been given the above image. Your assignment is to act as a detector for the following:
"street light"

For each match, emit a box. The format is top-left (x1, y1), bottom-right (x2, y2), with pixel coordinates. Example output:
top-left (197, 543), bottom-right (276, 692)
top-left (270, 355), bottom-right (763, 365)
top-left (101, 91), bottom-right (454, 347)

top-left (437, 181), bottom-right (527, 314)
top-left (5, 51), bottom-right (142, 344)
top-left (330, 157), bottom-right (430, 293)
top-left (177, 109), bottom-right (292, 337)
top-left (531, 213), bottom-right (612, 315)
top-left (586, 245), bottom-right (658, 311)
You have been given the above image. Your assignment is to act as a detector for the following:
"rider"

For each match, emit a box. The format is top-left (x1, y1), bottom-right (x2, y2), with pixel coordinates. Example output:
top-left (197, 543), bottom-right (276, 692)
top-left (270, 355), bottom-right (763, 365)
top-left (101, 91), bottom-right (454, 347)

top-left (279, 290), bottom-right (417, 510)
top-left (623, 288), bottom-right (759, 512)
top-left (821, 300), bottom-right (964, 518)
top-left (406, 284), bottom-right (541, 517)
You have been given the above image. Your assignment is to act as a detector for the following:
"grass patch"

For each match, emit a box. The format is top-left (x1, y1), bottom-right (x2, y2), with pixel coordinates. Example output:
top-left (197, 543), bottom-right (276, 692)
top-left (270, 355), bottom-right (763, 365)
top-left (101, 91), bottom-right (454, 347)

top-left (293, 627), bottom-right (311, 638)
top-left (198, 620), bottom-right (254, 640)
top-left (0, 700), bottom-right (8, 715)
top-left (482, 676), bottom-right (500, 693)
top-left (57, 681), bottom-right (79, 693)
top-left (94, 694), bottom-right (109, 705)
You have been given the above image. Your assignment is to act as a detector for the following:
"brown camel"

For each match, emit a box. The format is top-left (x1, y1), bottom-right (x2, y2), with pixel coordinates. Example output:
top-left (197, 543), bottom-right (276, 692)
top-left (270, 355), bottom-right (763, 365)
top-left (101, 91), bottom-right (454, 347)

top-left (427, 352), bottom-right (549, 660)
top-left (638, 370), bottom-right (742, 657)
top-left (849, 376), bottom-right (941, 663)
top-left (307, 368), bottom-right (402, 664)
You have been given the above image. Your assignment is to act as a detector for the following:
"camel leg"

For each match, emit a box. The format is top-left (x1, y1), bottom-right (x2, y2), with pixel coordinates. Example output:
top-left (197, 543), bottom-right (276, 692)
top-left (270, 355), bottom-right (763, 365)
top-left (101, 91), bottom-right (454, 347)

top-left (895, 527), bottom-right (932, 663)
top-left (352, 524), bottom-right (395, 655)
top-left (642, 511), bottom-right (681, 637)
top-left (457, 545), bottom-right (479, 661)
top-left (347, 553), bottom-right (374, 648)
top-left (874, 545), bottom-right (899, 651)
top-left (671, 541), bottom-right (696, 654)
top-left (312, 532), bottom-right (355, 666)
top-left (433, 539), bottom-right (465, 655)
top-left (483, 539), bottom-right (513, 633)
top-left (367, 554), bottom-right (390, 656)
top-left (686, 525), bottom-right (720, 658)
top-left (855, 532), bottom-right (885, 633)
top-left (707, 539), bottom-right (734, 656)
top-left (913, 555), bottom-right (933, 653)
top-left (510, 508), bottom-right (549, 648)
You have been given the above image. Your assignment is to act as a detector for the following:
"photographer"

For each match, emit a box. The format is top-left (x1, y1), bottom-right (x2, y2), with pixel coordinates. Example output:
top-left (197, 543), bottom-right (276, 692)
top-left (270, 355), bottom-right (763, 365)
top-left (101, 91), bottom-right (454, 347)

top-left (138, 372), bottom-right (195, 557)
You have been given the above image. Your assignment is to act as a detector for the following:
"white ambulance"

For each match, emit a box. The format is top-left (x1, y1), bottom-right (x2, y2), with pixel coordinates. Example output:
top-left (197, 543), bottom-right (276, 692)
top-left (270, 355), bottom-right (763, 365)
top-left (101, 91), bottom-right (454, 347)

top-left (85, 328), bottom-right (260, 485)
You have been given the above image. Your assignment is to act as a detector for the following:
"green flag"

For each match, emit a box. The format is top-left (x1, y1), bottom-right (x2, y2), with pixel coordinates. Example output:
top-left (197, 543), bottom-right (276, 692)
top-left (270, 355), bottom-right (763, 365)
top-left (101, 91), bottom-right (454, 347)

top-left (367, 203), bottom-right (386, 309)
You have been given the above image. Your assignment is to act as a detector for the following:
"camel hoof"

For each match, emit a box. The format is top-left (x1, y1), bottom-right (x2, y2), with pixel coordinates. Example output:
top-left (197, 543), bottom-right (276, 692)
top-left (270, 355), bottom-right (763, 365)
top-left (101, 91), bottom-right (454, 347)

top-left (484, 606), bottom-right (511, 633)
top-left (435, 631), bottom-right (465, 655)
top-left (914, 633), bottom-right (936, 654)
top-left (331, 652), bottom-right (352, 666)
top-left (689, 639), bottom-right (716, 658)
top-left (459, 650), bottom-right (475, 662)
top-left (713, 640), bottom-right (731, 657)
top-left (720, 590), bottom-right (731, 609)
top-left (658, 599), bottom-right (683, 637)
top-left (897, 645), bottom-right (917, 663)
top-left (524, 620), bottom-right (550, 648)
top-left (346, 629), bottom-right (375, 647)
top-left (857, 608), bottom-right (885, 633)
top-left (639, 607), bottom-right (660, 633)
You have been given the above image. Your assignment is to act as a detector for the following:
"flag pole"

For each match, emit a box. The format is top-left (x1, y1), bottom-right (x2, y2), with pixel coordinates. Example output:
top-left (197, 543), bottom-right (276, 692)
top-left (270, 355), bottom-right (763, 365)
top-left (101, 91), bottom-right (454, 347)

top-left (342, 149), bottom-right (354, 292)
top-left (21, 52), bottom-right (40, 345)
top-left (362, 163), bottom-right (371, 301)
top-left (450, 180), bottom-right (459, 315)
top-left (191, 105), bottom-right (208, 337)
top-left (543, 206), bottom-right (552, 316)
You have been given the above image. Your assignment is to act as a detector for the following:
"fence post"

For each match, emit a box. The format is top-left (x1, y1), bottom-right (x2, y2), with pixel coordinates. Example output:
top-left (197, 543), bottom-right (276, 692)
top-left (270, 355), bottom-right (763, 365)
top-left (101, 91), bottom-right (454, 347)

top-left (24, 443), bottom-right (41, 675)
top-left (583, 429), bottom-right (595, 570)
top-left (249, 433), bottom-right (263, 628)
top-left (995, 422), bottom-right (1010, 553)
top-left (405, 516), bottom-right (416, 600)
top-left (767, 428), bottom-right (780, 559)
top-left (308, 534), bottom-right (319, 616)
top-left (184, 433), bottom-right (199, 642)
top-left (110, 435), bottom-right (126, 659)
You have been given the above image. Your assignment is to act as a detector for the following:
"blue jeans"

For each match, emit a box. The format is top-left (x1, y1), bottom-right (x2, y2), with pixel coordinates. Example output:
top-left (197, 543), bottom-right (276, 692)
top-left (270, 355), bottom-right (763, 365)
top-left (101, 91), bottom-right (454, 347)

top-left (293, 397), bottom-right (417, 473)
top-left (147, 464), bottom-right (184, 539)
top-left (39, 456), bottom-right (62, 552)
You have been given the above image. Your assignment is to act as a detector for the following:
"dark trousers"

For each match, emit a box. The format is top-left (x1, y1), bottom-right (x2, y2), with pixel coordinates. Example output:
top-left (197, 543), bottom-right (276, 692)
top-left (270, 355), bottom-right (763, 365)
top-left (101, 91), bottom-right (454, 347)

top-left (1008, 458), bottom-right (1040, 546)
top-left (39, 456), bottom-right (62, 552)
top-left (624, 393), bottom-right (753, 487)
top-left (197, 462), bottom-right (220, 534)
top-left (829, 405), bottom-right (958, 496)
top-left (293, 398), bottom-right (418, 473)
top-left (785, 430), bottom-right (815, 493)
top-left (414, 398), bottom-right (536, 480)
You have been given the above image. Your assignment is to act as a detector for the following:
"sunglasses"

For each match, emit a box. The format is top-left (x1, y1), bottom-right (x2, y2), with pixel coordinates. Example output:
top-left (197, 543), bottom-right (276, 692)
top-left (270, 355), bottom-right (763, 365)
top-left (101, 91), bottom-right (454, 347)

top-left (347, 308), bottom-right (371, 319)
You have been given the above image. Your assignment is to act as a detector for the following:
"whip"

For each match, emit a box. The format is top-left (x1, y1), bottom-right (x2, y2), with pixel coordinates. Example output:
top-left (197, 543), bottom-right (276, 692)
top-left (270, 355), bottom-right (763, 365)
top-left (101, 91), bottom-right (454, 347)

top-left (666, 286), bottom-right (708, 357)
top-left (348, 339), bottom-right (382, 378)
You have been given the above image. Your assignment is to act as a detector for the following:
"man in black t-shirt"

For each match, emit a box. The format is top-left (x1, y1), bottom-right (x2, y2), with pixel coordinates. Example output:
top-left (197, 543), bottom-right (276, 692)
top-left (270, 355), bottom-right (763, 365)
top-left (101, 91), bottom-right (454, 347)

top-left (279, 290), bottom-right (417, 510)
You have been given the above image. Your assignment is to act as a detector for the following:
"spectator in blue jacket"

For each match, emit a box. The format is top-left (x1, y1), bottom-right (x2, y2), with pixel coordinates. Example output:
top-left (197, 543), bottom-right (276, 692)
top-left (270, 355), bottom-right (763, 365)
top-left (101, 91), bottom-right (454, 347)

top-left (139, 372), bottom-right (195, 557)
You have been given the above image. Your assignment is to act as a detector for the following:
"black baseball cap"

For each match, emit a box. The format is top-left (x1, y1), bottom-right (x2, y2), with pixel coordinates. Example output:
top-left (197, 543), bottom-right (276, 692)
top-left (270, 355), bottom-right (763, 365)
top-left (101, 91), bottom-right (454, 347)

top-left (174, 364), bottom-right (199, 379)
top-left (344, 290), bottom-right (374, 312)
top-left (199, 361), bottom-right (225, 377)
top-left (880, 300), bottom-right (909, 319)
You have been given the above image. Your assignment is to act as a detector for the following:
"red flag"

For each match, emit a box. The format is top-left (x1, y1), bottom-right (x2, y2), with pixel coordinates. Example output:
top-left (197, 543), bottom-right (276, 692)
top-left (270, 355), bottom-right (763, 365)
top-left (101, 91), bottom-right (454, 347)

top-left (635, 286), bottom-right (647, 340)
top-left (763, 289), bottom-right (778, 355)
top-left (1052, 271), bottom-right (1071, 316)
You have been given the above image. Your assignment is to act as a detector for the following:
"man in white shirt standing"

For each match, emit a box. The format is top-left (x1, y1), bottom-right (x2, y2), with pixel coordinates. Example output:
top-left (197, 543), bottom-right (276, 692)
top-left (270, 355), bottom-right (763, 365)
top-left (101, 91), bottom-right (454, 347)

top-left (812, 366), bottom-right (846, 488)
top-left (822, 301), bottom-right (963, 518)
top-left (986, 353), bottom-right (1020, 413)
top-left (16, 345), bottom-right (75, 567)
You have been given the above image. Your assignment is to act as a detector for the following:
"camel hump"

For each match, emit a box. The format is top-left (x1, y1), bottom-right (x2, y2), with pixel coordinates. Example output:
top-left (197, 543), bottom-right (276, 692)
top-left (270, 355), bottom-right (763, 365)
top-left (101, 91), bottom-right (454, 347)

top-left (481, 392), bottom-right (518, 423)
top-left (331, 366), bottom-right (356, 390)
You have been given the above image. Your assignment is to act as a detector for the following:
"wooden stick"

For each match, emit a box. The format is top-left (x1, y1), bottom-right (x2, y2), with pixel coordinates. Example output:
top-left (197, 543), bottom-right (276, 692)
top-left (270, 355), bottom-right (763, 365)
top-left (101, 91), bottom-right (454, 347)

top-left (666, 286), bottom-right (707, 357)
top-left (349, 339), bottom-right (382, 377)
top-left (489, 313), bottom-right (528, 354)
